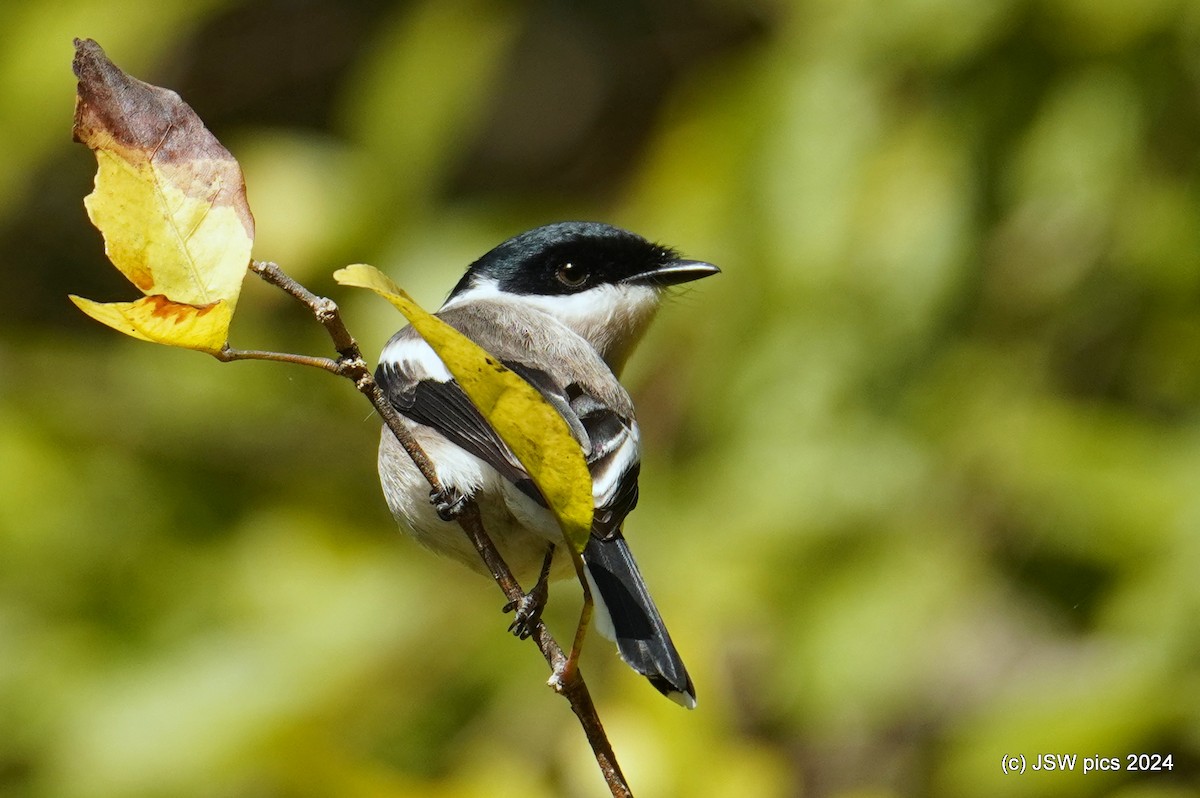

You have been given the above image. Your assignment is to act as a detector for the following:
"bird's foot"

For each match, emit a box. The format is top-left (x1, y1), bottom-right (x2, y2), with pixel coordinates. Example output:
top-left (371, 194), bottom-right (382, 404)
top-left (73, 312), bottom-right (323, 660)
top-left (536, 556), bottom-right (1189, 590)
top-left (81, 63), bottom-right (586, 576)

top-left (502, 544), bottom-right (555, 639)
top-left (503, 579), bottom-right (549, 639)
top-left (430, 486), bottom-right (468, 521)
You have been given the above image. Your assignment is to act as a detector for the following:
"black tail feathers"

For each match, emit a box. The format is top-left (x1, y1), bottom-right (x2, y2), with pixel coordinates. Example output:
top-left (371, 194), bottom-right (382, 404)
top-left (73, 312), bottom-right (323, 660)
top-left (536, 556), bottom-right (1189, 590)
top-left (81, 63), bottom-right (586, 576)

top-left (582, 534), bottom-right (696, 708)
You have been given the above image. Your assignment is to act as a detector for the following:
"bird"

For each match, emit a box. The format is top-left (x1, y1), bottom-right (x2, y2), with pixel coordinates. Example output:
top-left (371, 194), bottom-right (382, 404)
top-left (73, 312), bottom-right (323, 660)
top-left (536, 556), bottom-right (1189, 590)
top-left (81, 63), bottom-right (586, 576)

top-left (375, 221), bottom-right (719, 708)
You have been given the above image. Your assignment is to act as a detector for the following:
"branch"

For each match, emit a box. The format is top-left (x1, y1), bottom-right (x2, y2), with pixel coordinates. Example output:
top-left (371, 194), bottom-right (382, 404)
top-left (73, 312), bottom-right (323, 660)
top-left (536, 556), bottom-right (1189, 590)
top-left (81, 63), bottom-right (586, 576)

top-left (215, 347), bottom-right (342, 373)
top-left (232, 261), bottom-right (631, 798)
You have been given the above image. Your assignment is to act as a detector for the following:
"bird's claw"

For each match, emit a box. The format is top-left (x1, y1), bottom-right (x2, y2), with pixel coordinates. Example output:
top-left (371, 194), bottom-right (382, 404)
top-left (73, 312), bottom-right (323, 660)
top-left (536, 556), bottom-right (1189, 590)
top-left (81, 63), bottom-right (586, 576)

top-left (430, 486), bottom-right (467, 521)
top-left (503, 581), bottom-right (549, 639)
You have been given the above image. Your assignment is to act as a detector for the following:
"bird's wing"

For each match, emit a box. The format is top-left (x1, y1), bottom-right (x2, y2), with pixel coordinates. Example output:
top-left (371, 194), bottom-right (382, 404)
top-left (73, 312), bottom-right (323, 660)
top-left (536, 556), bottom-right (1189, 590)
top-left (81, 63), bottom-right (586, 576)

top-left (507, 363), bottom-right (642, 539)
top-left (377, 325), bottom-right (641, 536)
top-left (376, 332), bottom-right (540, 502)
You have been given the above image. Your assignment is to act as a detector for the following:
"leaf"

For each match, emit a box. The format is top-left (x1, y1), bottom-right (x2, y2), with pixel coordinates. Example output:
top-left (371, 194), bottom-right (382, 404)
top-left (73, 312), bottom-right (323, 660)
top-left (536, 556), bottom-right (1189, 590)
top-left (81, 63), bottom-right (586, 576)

top-left (69, 38), bottom-right (254, 354)
top-left (334, 264), bottom-right (594, 556)
top-left (68, 294), bottom-right (232, 353)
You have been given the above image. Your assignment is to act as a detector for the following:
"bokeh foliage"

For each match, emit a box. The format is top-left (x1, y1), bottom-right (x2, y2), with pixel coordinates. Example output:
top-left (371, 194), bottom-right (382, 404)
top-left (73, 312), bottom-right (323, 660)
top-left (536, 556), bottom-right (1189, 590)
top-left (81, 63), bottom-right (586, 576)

top-left (2, 1), bottom-right (1199, 796)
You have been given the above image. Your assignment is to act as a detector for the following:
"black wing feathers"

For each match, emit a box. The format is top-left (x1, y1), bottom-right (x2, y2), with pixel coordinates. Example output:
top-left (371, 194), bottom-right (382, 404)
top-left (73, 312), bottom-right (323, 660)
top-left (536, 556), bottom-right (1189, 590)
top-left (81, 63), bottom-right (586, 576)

top-left (377, 357), bottom-right (640, 535)
top-left (570, 388), bottom-right (639, 539)
top-left (377, 361), bottom-right (541, 502)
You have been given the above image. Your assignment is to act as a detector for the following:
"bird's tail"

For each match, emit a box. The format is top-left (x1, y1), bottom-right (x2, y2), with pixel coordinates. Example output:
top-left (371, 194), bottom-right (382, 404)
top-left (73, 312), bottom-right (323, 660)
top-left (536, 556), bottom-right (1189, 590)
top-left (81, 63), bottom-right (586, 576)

top-left (582, 534), bottom-right (696, 708)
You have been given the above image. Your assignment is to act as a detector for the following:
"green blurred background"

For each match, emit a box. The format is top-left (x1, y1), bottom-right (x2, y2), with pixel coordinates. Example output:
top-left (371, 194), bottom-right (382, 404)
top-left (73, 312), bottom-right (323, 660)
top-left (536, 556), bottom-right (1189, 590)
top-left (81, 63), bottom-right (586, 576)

top-left (2, 0), bottom-right (1199, 796)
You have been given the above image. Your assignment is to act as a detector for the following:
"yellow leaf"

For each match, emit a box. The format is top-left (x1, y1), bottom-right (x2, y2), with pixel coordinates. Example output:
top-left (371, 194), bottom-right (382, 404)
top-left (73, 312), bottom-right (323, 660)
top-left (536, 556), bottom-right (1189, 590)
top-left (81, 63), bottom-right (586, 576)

top-left (70, 38), bottom-right (254, 352)
top-left (69, 294), bottom-right (233, 355)
top-left (334, 263), bottom-right (594, 555)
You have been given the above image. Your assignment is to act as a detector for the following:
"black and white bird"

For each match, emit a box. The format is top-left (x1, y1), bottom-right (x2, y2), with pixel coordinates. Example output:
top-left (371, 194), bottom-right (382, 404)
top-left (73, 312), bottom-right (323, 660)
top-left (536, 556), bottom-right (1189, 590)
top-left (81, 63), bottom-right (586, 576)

top-left (375, 221), bottom-right (718, 708)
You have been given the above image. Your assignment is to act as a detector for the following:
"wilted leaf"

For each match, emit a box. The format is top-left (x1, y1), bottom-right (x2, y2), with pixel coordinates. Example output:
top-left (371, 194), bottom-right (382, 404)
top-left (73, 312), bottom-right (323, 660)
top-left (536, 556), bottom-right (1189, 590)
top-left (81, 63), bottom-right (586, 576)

top-left (334, 263), bottom-right (594, 556)
top-left (69, 38), bottom-right (254, 354)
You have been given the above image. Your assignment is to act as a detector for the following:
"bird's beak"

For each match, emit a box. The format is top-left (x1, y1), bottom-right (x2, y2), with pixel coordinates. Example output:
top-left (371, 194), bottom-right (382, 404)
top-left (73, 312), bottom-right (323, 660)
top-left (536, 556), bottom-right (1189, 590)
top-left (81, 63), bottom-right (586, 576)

top-left (623, 259), bottom-right (721, 288)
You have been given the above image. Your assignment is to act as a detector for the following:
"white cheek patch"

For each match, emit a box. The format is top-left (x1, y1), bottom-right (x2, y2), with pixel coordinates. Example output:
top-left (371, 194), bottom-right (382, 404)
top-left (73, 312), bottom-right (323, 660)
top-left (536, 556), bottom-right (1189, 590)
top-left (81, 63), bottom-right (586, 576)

top-left (528, 284), bottom-right (659, 343)
top-left (444, 280), bottom-right (658, 333)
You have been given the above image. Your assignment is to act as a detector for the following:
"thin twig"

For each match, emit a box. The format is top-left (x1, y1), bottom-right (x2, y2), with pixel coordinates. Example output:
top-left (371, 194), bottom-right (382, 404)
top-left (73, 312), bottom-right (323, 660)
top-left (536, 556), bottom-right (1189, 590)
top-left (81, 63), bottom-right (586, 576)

top-left (215, 347), bottom-right (343, 373)
top-left (235, 261), bottom-right (631, 798)
top-left (249, 260), bottom-right (357, 354)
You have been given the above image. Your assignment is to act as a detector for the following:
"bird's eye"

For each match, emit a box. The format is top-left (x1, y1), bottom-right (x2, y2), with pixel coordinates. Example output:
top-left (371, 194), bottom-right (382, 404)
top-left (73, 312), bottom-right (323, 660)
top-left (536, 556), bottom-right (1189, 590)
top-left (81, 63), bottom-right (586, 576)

top-left (555, 262), bottom-right (588, 288)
